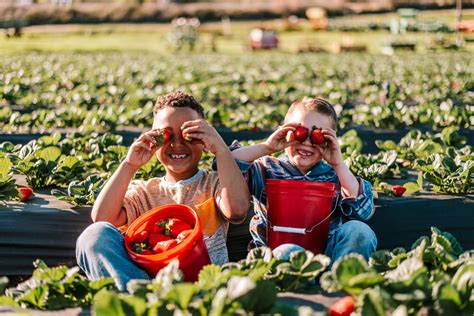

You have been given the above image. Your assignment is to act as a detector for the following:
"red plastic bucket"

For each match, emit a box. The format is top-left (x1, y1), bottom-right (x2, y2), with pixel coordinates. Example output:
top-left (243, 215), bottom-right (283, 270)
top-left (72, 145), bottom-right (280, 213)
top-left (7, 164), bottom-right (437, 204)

top-left (265, 179), bottom-right (336, 254)
top-left (124, 204), bottom-right (211, 281)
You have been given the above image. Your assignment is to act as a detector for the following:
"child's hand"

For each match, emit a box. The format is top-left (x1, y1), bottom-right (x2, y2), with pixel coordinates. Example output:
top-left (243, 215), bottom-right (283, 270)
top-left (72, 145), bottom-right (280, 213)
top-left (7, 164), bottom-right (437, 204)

top-left (123, 129), bottom-right (162, 170)
top-left (314, 128), bottom-right (344, 167)
top-left (181, 119), bottom-right (227, 155)
top-left (263, 123), bottom-right (299, 153)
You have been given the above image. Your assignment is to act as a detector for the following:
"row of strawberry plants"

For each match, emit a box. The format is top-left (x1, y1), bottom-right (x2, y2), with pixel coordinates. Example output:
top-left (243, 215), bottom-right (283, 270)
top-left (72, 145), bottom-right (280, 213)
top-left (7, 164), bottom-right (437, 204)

top-left (0, 127), bottom-right (471, 205)
top-left (0, 227), bottom-right (472, 315)
top-left (1, 52), bottom-right (472, 132)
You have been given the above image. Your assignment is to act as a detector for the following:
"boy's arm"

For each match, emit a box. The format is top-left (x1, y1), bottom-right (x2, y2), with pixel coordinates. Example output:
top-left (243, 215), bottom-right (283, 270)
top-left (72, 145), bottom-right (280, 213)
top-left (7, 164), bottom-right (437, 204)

top-left (318, 128), bottom-right (375, 220)
top-left (91, 161), bottom-right (136, 226)
top-left (214, 147), bottom-right (250, 222)
top-left (181, 120), bottom-right (250, 222)
top-left (231, 124), bottom-right (298, 162)
top-left (91, 131), bottom-right (160, 226)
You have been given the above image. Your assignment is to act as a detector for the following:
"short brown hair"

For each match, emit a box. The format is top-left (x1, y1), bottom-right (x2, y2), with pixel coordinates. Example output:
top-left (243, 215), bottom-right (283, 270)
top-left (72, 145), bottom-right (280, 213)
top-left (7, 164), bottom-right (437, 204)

top-left (286, 97), bottom-right (337, 129)
top-left (153, 91), bottom-right (205, 118)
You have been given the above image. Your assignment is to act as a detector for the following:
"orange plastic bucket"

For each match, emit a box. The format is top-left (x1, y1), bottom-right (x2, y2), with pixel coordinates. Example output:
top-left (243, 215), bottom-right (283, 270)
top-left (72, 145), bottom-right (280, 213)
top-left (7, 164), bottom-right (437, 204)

top-left (124, 204), bottom-right (211, 281)
top-left (265, 179), bottom-right (337, 254)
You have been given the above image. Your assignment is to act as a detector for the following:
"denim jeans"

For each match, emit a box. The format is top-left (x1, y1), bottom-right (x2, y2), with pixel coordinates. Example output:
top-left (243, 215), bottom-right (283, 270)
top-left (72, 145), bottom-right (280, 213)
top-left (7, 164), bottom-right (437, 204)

top-left (273, 220), bottom-right (377, 263)
top-left (76, 221), bottom-right (150, 291)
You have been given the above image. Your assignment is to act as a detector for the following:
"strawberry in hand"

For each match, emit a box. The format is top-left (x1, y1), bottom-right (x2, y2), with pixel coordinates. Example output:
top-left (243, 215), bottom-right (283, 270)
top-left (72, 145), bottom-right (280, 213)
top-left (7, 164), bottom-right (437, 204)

top-left (293, 126), bottom-right (309, 142)
top-left (310, 126), bottom-right (325, 145)
top-left (153, 128), bottom-right (171, 147)
top-left (18, 187), bottom-right (33, 202)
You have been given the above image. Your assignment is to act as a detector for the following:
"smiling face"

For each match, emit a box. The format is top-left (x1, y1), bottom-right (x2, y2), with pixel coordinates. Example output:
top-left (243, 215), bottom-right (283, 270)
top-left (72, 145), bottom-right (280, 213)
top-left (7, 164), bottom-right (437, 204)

top-left (152, 107), bottom-right (204, 182)
top-left (284, 107), bottom-right (334, 174)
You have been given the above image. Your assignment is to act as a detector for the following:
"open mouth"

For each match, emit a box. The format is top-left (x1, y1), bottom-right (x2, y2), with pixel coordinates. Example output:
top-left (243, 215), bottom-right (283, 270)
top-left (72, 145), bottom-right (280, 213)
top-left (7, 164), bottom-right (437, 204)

top-left (168, 153), bottom-right (190, 160)
top-left (296, 149), bottom-right (314, 157)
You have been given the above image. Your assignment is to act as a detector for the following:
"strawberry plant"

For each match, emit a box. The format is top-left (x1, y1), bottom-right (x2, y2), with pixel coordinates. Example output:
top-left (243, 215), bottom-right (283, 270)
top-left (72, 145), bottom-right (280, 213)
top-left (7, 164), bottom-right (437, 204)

top-left (415, 153), bottom-right (473, 194)
top-left (0, 156), bottom-right (18, 201)
top-left (51, 174), bottom-right (106, 206)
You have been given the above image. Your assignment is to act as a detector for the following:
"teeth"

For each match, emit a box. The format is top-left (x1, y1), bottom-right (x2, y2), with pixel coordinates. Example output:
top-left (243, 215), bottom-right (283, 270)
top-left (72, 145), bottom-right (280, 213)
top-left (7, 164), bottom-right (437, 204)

top-left (170, 154), bottom-right (188, 159)
top-left (297, 150), bottom-right (312, 157)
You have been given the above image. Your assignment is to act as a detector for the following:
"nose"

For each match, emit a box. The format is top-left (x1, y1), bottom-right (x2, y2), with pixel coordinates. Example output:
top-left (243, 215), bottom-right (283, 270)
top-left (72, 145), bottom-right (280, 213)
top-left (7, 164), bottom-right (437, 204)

top-left (169, 129), bottom-right (185, 147)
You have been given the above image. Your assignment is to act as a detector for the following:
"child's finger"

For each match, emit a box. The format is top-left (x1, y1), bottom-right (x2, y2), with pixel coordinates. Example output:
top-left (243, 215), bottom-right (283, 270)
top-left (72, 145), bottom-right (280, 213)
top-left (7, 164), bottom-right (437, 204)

top-left (142, 134), bottom-right (158, 146)
top-left (135, 142), bottom-right (152, 152)
top-left (323, 128), bottom-right (337, 138)
top-left (182, 125), bottom-right (201, 134)
top-left (277, 126), bottom-right (295, 137)
top-left (323, 134), bottom-right (339, 147)
top-left (286, 130), bottom-right (295, 142)
top-left (181, 119), bottom-right (205, 130)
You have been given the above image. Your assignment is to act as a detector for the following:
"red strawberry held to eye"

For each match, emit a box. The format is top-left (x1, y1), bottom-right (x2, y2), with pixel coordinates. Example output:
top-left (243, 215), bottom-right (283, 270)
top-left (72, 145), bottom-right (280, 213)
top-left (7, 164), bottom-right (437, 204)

top-left (310, 126), bottom-right (325, 145)
top-left (18, 187), bottom-right (33, 202)
top-left (153, 128), bottom-right (171, 147)
top-left (393, 185), bottom-right (407, 197)
top-left (293, 126), bottom-right (309, 142)
top-left (169, 218), bottom-right (192, 238)
top-left (328, 296), bottom-right (355, 316)
top-left (152, 239), bottom-right (178, 254)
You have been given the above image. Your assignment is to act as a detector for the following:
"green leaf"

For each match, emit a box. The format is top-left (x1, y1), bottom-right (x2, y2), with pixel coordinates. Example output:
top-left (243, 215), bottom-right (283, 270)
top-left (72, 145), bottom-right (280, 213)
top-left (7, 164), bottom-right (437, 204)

top-left (347, 272), bottom-right (385, 288)
top-left (93, 290), bottom-right (126, 316)
top-left (89, 278), bottom-right (115, 292)
top-left (357, 288), bottom-right (386, 316)
top-left (451, 262), bottom-right (474, 294)
top-left (403, 182), bottom-right (420, 195)
top-left (0, 157), bottom-right (13, 177)
top-left (38, 146), bottom-right (61, 162)
top-left (121, 294), bottom-right (148, 316)
top-left (18, 285), bottom-right (48, 308)
top-left (165, 283), bottom-right (197, 310)
top-left (433, 282), bottom-right (462, 315)
top-left (0, 295), bottom-right (19, 307)
top-left (236, 279), bottom-right (277, 313)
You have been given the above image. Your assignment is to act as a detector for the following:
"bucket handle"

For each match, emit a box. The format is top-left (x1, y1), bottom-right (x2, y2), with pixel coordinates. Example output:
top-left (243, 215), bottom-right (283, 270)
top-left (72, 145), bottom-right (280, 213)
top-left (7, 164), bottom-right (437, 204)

top-left (267, 192), bottom-right (340, 235)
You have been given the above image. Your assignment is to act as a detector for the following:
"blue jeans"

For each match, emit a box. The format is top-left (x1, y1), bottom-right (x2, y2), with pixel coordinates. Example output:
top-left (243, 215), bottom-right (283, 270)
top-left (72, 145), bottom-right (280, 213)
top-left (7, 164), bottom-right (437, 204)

top-left (273, 220), bottom-right (377, 262)
top-left (76, 222), bottom-right (150, 291)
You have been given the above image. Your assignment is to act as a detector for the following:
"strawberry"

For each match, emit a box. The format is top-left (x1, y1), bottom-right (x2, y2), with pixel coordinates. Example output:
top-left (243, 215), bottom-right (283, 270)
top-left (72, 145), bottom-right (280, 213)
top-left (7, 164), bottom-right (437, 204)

top-left (168, 218), bottom-right (192, 238)
top-left (153, 128), bottom-right (171, 147)
top-left (328, 296), bottom-right (355, 316)
top-left (153, 219), bottom-right (168, 234)
top-left (152, 239), bottom-right (178, 254)
top-left (148, 233), bottom-right (171, 247)
top-left (310, 126), bottom-right (325, 145)
top-left (132, 230), bottom-right (149, 244)
top-left (181, 131), bottom-right (203, 145)
top-left (141, 249), bottom-right (153, 255)
top-left (18, 187), bottom-right (33, 202)
top-left (393, 185), bottom-right (407, 197)
top-left (293, 126), bottom-right (309, 142)
top-left (132, 243), bottom-right (148, 254)
top-left (176, 229), bottom-right (193, 243)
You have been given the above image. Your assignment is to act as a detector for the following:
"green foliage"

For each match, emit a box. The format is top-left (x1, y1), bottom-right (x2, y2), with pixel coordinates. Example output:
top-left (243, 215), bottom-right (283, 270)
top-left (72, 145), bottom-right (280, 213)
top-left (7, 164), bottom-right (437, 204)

top-left (323, 227), bottom-right (474, 315)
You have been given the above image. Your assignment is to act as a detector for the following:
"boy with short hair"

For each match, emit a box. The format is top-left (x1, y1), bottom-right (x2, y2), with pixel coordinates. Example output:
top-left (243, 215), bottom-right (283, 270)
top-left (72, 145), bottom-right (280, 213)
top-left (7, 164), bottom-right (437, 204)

top-left (230, 97), bottom-right (377, 261)
top-left (76, 91), bottom-right (249, 290)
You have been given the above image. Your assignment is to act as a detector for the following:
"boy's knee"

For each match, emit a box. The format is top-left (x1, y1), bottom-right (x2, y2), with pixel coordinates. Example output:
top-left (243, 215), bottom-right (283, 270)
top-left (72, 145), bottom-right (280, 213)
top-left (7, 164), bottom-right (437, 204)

top-left (272, 243), bottom-right (305, 260)
top-left (76, 221), bottom-right (121, 256)
top-left (341, 221), bottom-right (377, 248)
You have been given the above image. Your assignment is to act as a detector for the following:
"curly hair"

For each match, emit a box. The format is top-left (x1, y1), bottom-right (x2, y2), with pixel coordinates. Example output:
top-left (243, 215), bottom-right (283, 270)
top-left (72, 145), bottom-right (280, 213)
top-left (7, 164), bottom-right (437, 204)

top-left (153, 91), bottom-right (205, 118)
top-left (285, 97), bottom-right (337, 129)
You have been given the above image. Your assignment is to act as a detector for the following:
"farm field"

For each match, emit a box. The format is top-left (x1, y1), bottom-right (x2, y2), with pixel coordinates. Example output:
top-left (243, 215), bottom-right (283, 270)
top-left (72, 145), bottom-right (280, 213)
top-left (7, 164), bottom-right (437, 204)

top-left (0, 9), bottom-right (473, 315)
